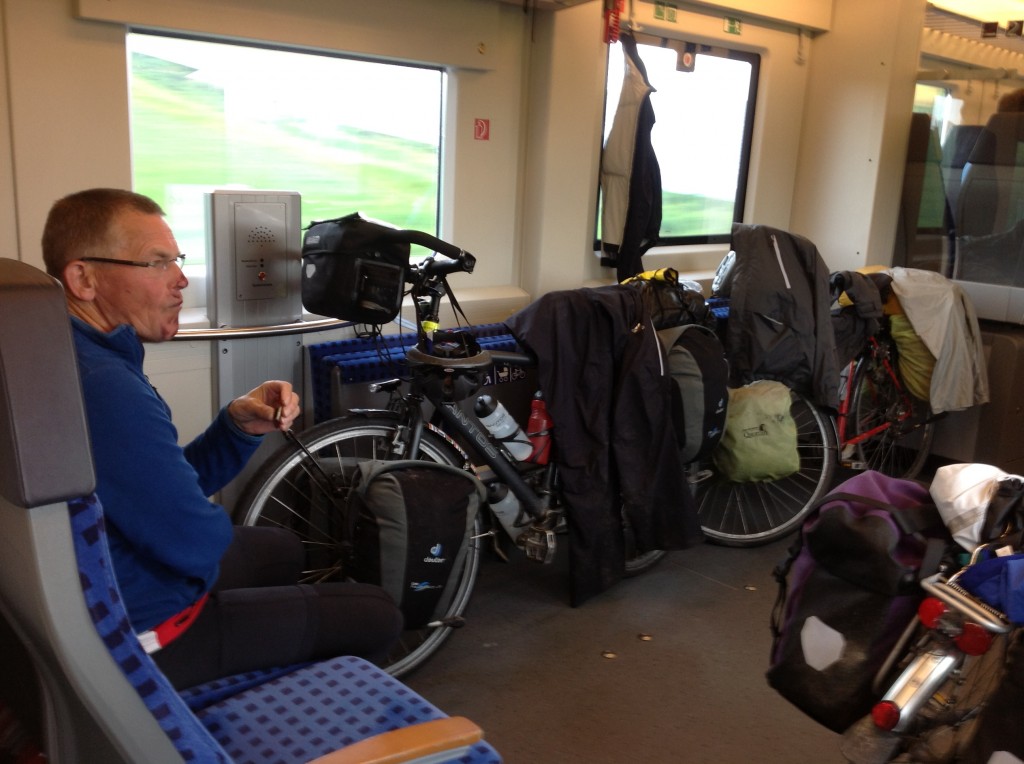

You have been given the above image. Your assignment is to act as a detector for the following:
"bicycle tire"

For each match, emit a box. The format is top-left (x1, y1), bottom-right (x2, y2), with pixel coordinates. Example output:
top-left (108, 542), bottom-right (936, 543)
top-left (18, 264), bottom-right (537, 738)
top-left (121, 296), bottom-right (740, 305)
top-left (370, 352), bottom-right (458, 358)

top-left (691, 388), bottom-right (837, 547)
top-left (234, 412), bottom-right (480, 679)
top-left (847, 354), bottom-right (934, 480)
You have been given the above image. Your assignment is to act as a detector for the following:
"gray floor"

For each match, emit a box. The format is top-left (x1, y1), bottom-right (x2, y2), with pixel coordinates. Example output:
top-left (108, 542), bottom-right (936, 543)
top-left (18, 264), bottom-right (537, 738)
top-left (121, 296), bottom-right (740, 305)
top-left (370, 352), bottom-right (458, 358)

top-left (405, 531), bottom-right (845, 763)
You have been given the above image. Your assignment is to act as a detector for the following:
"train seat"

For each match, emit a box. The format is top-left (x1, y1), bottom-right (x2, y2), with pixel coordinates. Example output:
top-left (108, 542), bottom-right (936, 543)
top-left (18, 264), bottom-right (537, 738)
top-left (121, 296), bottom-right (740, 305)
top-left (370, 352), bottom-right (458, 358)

top-left (940, 123), bottom-right (983, 234)
top-left (0, 257), bottom-right (500, 763)
top-left (956, 112), bottom-right (1024, 239)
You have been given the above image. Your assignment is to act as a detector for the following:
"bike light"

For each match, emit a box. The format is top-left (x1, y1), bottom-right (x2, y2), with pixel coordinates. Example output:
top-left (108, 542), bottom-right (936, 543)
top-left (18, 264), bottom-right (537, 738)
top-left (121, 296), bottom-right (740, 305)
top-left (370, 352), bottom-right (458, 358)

top-left (918, 597), bottom-right (948, 629)
top-left (954, 621), bottom-right (993, 656)
top-left (871, 700), bottom-right (902, 731)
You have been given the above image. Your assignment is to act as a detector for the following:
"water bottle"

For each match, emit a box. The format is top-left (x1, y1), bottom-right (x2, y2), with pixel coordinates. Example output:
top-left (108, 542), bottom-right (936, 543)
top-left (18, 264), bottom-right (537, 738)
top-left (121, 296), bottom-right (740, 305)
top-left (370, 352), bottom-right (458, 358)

top-left (526, 392), bottom-right (553, 465)
top-left (474, 394), bottom-right (532, 461)
top-left (487, 482), bottom-right (527, 540)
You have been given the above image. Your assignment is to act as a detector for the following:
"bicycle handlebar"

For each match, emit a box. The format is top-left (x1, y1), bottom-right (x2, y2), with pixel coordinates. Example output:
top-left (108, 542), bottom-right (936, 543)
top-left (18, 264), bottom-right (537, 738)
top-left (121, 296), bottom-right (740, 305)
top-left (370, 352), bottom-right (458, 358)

top-left (377, 228), bottom-right (477, 280)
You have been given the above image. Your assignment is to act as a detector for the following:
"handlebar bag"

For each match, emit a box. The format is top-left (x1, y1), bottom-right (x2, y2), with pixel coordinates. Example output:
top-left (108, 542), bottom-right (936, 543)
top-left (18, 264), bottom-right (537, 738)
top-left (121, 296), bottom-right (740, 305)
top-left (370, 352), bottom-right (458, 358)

top-left (347, 460), bottom-right (483, 630)
top-left (300, 212), bottom-right (410, 323)
top-left (766, 470), bottom-right (952, 733)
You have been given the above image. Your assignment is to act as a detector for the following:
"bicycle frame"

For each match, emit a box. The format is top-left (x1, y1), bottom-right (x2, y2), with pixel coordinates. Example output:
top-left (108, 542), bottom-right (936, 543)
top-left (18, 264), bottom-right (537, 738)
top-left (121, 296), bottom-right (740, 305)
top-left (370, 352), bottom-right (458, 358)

top-left (835, 335), bottom-right (911, 450)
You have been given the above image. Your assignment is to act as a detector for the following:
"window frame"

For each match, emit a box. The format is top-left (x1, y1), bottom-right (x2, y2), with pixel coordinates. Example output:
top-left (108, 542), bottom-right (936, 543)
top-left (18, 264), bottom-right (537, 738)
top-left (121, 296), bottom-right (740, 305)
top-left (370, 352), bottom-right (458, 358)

top-left (596, 38), bottom-right (760, 250)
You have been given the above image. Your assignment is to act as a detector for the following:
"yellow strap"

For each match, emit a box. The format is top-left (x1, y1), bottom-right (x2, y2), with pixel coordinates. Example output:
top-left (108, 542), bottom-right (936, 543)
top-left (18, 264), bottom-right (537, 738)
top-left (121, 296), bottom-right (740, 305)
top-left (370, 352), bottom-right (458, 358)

top-left (621, 267), bottom-right (679, 285)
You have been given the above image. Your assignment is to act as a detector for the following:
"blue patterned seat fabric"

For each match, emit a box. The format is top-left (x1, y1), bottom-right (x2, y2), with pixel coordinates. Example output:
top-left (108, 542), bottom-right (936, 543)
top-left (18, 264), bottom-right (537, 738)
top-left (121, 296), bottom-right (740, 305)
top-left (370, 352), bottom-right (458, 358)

top-left (70, 494), bottom-right (233, 762)
top-left (195, 656), bottom-right (500, 763)
top-left (69, 495), bottom-right (500, 764)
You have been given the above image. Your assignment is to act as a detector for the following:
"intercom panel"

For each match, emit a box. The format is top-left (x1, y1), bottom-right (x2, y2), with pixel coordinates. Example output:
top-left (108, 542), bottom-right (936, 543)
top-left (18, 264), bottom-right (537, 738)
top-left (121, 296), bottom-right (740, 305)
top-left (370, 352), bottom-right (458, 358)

top-left (206, 189), bottom-right (302, 327)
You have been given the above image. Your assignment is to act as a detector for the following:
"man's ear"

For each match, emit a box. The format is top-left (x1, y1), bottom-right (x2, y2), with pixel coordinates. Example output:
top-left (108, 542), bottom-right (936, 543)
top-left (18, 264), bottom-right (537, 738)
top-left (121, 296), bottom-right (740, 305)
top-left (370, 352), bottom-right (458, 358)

top-left (62, 261), bottom-right (96, 302)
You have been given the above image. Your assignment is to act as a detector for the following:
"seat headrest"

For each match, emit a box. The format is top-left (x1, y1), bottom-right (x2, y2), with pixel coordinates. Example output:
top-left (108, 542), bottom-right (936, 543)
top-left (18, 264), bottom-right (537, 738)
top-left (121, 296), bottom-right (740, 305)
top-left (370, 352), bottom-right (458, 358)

top-left (0, 258), bottom-right (94, 506)
top-left (967, 113), bottom-right (1024, 167)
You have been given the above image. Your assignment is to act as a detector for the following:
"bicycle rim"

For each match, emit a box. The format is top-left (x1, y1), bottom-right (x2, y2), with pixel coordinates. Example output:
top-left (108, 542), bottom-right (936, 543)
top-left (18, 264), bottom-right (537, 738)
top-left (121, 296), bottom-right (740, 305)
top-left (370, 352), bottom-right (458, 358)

top-left (849, 356), bottom-right (934, 479)
top-left (235, 413), bottom-right (480, 678)
top-left (692, 389), bottom-right (837, 547)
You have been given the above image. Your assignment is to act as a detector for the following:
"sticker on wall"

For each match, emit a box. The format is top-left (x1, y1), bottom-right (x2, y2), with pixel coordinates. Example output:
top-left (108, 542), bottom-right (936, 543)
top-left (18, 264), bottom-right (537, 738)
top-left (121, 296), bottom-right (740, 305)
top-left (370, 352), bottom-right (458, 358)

top-left (474, 118), bottom-right (490, 141)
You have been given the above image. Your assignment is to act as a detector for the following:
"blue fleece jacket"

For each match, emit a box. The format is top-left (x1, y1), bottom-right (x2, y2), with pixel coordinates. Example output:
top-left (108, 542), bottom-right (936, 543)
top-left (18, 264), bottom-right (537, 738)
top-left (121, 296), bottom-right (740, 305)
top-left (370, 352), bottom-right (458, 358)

top-left (71, 317), bottom-right (263, 631)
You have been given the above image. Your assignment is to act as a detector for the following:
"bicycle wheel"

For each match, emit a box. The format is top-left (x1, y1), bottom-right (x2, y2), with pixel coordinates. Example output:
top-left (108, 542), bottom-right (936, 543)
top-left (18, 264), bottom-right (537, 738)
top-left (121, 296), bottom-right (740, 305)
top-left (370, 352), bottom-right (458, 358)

top-left (234, 412), bottom-right (480, 678)
top-left (847, 354), bottom-right (934, 479)
top-left (691, 389), bottom-right (837, 547)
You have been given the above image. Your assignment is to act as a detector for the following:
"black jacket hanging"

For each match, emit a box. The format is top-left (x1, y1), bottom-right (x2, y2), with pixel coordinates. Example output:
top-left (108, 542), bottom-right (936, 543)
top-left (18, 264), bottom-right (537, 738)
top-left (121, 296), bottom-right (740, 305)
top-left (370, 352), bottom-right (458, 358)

top-left (600, 33), bottom-right (662, 282)
top-left (506, 285), bottom-right (704, 606)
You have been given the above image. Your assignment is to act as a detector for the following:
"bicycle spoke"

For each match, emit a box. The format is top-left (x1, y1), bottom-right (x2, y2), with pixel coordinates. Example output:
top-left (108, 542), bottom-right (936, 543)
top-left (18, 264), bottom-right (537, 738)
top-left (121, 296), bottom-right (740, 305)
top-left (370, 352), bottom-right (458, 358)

top-left (236, 414), bottom-right (480, 678)
top-left (694, 389), bottom-right (836, 546)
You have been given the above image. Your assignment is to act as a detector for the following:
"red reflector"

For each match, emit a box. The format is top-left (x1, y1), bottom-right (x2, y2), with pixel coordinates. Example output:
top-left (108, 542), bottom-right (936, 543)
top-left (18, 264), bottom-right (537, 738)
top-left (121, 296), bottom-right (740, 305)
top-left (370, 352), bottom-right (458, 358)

top-left (955, 622), bottom-right (993, 656)
top-left (872, 700), bottom-right (901, 731)
top-left (918, 597), bottom-right (948, 629)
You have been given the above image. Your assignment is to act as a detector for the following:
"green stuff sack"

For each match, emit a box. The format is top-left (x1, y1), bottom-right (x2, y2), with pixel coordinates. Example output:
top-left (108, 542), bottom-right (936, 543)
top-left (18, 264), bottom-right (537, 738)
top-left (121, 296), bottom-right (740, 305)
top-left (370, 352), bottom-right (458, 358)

top-left (713, 380), bottom-right (799, 482)
top-left (889, 313), bottom-right (935, 402)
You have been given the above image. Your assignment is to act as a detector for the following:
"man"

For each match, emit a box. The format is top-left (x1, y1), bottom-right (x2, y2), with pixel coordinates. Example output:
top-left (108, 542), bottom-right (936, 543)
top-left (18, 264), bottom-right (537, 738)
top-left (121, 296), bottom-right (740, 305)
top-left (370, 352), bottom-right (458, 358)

top-left (43, 188), bottom-right (402, 689)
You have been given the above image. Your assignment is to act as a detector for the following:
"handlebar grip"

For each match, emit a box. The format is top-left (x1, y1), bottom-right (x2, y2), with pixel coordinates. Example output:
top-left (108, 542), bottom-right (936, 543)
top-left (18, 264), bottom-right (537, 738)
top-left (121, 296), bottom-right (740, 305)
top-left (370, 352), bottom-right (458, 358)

top-left (384, 229), bottom-right (464, 260)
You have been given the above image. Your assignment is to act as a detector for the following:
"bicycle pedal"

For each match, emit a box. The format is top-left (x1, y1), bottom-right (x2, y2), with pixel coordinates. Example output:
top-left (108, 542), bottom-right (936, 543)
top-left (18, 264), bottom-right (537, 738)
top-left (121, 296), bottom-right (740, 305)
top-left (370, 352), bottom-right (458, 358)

top-left (841, 460), bottom-right (868, 470)
top-left (518, 528), bottom-right (557, 564)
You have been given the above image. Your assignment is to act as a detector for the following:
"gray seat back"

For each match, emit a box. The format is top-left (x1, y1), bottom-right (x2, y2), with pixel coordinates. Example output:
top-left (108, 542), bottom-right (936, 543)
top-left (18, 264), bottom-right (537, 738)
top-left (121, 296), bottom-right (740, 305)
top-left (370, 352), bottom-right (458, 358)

top-left (0, 257), bottom-right (186, 763)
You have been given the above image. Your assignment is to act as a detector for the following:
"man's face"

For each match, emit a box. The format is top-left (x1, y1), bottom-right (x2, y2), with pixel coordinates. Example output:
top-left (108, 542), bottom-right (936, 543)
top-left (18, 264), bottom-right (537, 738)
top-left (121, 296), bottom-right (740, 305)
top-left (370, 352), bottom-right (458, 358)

top-left (88, 210), bottom-right (187, 342)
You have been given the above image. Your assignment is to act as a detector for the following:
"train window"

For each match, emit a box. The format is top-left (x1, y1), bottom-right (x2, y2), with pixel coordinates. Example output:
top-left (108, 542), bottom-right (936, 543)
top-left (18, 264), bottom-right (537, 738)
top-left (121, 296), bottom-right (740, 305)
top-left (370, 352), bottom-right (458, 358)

top-left (127, 32), bottom-right (444, 275)
top-left (599, 38), bottom-right (759, 247)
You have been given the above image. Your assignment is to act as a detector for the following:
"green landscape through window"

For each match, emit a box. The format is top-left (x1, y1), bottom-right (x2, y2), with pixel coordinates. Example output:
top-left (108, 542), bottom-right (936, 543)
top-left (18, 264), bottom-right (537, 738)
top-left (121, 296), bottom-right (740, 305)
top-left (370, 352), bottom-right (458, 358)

top-left (128, 32), bottom-right (444, 268)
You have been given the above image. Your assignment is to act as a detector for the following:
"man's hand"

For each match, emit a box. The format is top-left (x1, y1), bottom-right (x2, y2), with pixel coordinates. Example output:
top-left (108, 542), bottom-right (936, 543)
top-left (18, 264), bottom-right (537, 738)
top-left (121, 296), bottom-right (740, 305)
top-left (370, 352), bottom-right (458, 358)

top-left (227, 380), bottom-right (301, 436)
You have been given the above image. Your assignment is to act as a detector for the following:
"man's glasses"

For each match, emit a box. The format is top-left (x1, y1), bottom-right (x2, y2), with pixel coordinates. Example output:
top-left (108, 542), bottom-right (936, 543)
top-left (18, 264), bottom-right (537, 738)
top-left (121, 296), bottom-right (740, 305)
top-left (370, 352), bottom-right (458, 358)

top-left (80, 255), bottom-right (186, 272)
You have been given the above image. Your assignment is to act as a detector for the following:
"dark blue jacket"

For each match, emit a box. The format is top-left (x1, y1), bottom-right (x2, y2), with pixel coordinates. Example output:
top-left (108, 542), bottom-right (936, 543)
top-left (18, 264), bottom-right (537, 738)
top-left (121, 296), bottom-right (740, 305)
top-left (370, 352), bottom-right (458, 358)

top-left (71, 317), bottom-right (262, 630)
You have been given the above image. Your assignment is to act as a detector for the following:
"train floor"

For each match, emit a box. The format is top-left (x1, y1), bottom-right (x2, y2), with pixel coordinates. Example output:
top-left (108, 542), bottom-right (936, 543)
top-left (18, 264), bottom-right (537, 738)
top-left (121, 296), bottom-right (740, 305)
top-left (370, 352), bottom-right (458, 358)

top-left (405, 528), bottom-right (843, 763)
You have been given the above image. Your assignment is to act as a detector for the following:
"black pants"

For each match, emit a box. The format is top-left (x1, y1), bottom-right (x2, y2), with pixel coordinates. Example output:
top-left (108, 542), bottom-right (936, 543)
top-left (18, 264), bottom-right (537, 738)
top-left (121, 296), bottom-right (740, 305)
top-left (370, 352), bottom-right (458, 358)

top-left (153, 526), bottom-right (403, 690)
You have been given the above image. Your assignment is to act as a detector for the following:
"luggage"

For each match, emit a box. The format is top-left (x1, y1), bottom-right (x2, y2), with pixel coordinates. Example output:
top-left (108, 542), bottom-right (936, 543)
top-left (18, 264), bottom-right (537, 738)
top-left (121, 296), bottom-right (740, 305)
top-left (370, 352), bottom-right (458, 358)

top-left (347, 460), bottom-right (484, 629)
top-left (623, 267), bottom-right (709, 330)
top-left (929, 462), bottom-right (1015, 552)
top-left (889, 313), bottom-right (935, 403)
top-left (713, 380), bottom-right (799, 482)
top-left (658, 324), bottom-right (729, 464)
top-left (300, 212), bottom-right (410, 323)
top-left (766, 471), bottom-right (952, 733)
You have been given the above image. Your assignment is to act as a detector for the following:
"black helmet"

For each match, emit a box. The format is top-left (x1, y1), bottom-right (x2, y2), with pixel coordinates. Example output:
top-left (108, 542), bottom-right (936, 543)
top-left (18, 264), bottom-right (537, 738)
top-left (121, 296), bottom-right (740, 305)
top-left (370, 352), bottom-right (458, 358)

top-left (406, 329), bottom-right (491, 402)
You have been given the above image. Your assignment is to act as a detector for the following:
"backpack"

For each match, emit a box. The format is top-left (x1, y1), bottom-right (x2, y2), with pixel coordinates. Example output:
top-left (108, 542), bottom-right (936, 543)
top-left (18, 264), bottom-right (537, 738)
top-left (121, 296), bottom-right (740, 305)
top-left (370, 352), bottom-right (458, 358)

top-left (658, 324), bottom-right (729, 464)
top-left (713, 380), bottom-right (799, 482)
top-left (766, 471), bottom-right (952, 733)
top-left (347, 460), bottom-right (484, 629)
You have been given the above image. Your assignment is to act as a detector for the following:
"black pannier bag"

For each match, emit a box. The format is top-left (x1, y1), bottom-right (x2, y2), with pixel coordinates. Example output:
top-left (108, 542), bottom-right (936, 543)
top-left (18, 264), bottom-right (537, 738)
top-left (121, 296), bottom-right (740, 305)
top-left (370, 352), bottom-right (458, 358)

top-left (300, 212), bottom-right (410, 324)
top-left (347, 460), bottom-right (484, 630)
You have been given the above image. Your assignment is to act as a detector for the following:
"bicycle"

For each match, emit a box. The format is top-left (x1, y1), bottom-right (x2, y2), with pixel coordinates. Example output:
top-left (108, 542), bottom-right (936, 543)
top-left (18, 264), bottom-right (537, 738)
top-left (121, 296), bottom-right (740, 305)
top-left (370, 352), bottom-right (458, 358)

top-left (691, 277), bottom-right (936, 548)
top-left (235, 229), bottom-right (667, 678)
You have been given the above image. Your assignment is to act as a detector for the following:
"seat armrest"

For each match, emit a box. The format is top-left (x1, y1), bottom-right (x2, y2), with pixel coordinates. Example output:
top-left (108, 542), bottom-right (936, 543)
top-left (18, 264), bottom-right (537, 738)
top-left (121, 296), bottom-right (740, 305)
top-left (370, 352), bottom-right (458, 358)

top-left (306, 716), bottom-right (484, 764)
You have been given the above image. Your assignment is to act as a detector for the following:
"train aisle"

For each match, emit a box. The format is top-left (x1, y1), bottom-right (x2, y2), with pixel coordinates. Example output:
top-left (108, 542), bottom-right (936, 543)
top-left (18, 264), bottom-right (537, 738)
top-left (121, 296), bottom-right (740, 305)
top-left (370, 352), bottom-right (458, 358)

top-left (406, 532), bottom-right (842, 763)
